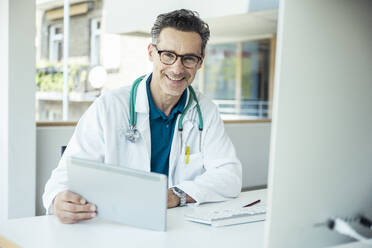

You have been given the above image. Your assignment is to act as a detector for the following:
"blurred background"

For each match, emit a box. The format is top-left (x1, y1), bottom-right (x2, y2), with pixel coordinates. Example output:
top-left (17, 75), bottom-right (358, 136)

top-left (35, 0), bottom-right (278, 121)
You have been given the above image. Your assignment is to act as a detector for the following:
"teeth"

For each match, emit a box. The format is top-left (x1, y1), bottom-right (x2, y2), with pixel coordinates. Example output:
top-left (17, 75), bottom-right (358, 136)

top-left (167, 75), bottom-right (183, 81)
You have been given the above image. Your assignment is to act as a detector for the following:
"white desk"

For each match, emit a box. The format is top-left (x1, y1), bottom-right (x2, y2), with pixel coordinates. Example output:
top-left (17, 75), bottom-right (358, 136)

top-left (0, 189), bottom-right (266, 248)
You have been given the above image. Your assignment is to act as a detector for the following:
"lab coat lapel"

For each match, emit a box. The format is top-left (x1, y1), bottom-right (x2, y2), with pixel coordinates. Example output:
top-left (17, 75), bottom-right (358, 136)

top-left (168, 88), bottom-right (197, 186)
top-left (180, 88), bottom-right (198, 145)
top-left (134, 75), bottom-right (151, 172)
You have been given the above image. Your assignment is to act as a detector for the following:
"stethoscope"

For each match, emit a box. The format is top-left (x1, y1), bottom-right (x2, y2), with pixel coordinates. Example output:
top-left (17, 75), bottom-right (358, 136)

top-left (126, 76), bottom-right (204, 151)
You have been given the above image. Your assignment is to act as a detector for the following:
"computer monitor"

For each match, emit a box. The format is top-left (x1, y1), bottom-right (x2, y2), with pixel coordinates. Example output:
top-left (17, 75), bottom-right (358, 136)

top-left (265, 1), bottom-right (372, 247)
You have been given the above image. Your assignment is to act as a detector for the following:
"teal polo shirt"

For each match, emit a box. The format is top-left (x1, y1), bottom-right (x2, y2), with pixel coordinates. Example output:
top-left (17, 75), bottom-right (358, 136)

top-left (146, 74), bottom-right (187, 176)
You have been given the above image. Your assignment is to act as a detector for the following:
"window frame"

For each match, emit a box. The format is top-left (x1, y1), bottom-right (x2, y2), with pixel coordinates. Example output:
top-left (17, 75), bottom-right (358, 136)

top-left (48, 24), bottom-right (63, 62)
top-left (90, 18), bottom-right (102, 65)
top-left (38, 34), bottom-right (275, 124)
top-left (197, 35), bottom-right (276, 121)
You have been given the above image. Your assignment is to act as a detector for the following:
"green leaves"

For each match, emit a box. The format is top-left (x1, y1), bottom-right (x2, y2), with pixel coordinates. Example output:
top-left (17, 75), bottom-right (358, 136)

top-left (36, 64), bottom-right (88, 92)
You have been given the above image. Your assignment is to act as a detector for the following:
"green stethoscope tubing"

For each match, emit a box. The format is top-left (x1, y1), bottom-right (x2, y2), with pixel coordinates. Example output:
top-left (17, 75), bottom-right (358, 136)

top-left (182, 86), bottom-right (203, 131)
top-left (129, 75), bottom-right (203, 132)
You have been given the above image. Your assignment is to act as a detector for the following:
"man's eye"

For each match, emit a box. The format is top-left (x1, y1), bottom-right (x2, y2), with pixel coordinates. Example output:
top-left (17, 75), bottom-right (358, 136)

top-left (184, 56), bottom-right (198, 62)
top-left (163, 52), bottom-right (175, 58)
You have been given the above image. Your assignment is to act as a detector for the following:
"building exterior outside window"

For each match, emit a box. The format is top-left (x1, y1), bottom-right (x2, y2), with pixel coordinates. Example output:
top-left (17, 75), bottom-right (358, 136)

top-left (48, 24), bottom-right (63, 62)
top-left (198, 39), bottom-right (271, 119)
top-left (36, 0), bottom-right (103, 122)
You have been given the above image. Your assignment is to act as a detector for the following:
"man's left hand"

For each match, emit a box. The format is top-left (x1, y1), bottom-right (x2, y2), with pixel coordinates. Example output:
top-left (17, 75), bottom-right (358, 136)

top-left (167, 188), bottom-right (180, 208)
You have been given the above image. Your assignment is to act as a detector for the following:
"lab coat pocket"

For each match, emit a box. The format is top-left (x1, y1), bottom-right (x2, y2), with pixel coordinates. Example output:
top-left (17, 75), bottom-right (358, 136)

top-left (180, 152), bottom-right (204, 181)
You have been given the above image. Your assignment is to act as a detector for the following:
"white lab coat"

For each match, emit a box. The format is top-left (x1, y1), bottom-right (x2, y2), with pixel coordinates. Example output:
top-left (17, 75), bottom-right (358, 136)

top-left (43, 74), bottom-right (242, 213)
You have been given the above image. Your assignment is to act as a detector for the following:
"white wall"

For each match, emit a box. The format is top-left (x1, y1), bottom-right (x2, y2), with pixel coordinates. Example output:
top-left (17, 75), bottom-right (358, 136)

top-left (104, 0), bottom-right (278, 35)
top-left (225, 122), bottom-right (271, 189)
top-left (105, 0), bottom-right (248, 34)
top-left (36, 126), bottom-right (75, 216)
top-left (0, 0), bottom-right (9, 223)
top-left (36, 122), bottom-right (271, 215)
top-left (0, 0), bottom-right (36, 221)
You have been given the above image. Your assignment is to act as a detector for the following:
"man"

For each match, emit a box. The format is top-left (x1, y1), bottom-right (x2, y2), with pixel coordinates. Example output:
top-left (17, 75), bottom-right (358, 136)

top-left (43, 9), bottom-right (242, 224)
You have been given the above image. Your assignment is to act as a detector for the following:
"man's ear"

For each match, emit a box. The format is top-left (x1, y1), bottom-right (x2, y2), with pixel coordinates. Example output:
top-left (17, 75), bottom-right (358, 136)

top-left (197, 54), bottom-right (206, 70)
top-left (147, 43), bottom-right (154, 62)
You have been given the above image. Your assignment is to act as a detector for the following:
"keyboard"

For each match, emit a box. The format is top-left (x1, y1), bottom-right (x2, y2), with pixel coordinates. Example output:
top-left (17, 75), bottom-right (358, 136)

top-left (184, 205), bottom-right (266, 227)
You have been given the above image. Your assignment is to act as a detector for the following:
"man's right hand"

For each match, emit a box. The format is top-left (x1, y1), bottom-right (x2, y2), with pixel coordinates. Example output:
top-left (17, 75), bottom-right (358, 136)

top-left (53, 190), bottom-right (97, 224)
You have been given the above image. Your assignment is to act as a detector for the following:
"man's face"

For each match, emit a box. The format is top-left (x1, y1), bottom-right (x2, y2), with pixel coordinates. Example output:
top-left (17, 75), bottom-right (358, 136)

top-left (148, 27), bottom-right (204, 97)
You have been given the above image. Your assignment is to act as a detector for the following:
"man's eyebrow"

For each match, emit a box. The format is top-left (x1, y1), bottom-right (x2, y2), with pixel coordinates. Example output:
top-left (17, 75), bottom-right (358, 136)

top-left (156, 47), bottom-right (201, 57)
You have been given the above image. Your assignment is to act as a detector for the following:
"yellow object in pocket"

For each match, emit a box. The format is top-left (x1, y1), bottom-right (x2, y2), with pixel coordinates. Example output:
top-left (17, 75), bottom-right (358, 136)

top-left (185, 146), bottom-right (190, 165)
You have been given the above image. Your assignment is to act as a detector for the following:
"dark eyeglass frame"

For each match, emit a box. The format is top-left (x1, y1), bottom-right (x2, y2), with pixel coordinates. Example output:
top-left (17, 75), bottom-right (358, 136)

top-left (152, 44), bottom-right (202, 69)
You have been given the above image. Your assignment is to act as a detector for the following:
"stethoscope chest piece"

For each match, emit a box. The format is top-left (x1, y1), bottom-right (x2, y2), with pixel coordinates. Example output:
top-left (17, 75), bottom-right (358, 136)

top-left (126, 125), bottom-right (140, 143)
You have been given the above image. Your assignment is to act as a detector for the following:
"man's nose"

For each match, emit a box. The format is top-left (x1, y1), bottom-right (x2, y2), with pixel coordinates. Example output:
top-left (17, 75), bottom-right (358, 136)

top-left (170, 57), bottom-right (186, 74)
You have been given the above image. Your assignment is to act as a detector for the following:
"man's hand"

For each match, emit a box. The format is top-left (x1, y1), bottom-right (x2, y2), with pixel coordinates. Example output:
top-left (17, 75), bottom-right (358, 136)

top-left (167, 188), bottom-right (180, 208)
top-left (167, 189), bottom-right (196, 208)
top-left (53, 190), bottom-right (97, 224)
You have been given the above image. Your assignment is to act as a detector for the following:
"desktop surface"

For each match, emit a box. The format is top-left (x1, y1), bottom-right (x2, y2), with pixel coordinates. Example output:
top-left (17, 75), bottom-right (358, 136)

top-left (0, 190), bottom-right (266, 248)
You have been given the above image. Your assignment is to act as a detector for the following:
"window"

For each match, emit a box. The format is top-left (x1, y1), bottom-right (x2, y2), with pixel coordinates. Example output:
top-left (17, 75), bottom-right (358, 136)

top-left (197, 39), bottom-right (272, 120)
top-left (90, 18), bottom-right (101, 65)
top-left (49, 24), bottom-right (63, 62)
top-left (36, 6), bottom-right (103, 122)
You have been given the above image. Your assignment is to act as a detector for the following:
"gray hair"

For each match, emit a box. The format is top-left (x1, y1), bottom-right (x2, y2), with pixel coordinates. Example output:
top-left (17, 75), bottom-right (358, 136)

top-left (151, 9), bottom-right (210, 56)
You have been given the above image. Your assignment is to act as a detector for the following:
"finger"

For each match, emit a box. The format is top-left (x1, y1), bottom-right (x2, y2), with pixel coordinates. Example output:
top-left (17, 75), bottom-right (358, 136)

top-left (59, 202), bottom-right (96, 213)
top-left (59, 210), bottom-right (97, 224)
top-left (61, 190), bottom-right (87, 204)
top-left (65, 211), bottom-right (97, 221)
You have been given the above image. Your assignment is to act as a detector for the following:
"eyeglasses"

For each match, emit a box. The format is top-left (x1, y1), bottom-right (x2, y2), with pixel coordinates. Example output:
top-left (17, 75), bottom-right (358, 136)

top-left (152, 45), bottom-right (202, 69)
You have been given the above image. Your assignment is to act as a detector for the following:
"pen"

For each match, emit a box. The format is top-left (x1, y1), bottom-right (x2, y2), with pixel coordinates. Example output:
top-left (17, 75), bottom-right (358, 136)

top-left (185, 146), bottom-right (190, 165)
top-left (243, 199), bottom-right (260, 208)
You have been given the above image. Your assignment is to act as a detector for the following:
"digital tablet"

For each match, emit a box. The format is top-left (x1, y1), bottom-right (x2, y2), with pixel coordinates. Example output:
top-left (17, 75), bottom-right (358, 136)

top-left (67, 157), bottom-right (167, 231)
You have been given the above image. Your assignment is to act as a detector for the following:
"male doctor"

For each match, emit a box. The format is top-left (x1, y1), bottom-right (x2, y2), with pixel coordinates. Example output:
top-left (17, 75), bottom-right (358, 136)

top-left (43, 9), bottom-right (242, 224)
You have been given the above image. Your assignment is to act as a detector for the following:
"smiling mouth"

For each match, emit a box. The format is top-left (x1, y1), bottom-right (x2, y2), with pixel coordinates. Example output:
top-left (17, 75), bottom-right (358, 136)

top-left (166, 74), bottom-right (185, 82)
